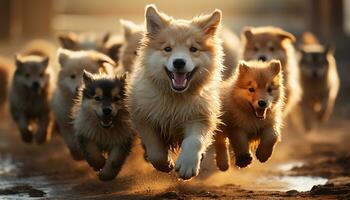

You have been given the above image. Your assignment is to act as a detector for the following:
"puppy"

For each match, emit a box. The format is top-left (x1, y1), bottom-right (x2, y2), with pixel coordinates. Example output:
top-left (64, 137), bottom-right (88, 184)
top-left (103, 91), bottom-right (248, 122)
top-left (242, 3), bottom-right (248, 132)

top-left (215, 60), bottom-right (284, 170)
top-left (73, 70), bottom-right (135, 181)
top-left (119, 19), bottom-right (144, 72)
top-left (0, 57), bottom-right (11, 108)
top-left (10, 53), bottom-right (53, 144)
top-left (52, 49), bottom-right (115, 160)
top-left (58, 32), bottom-right (123, 64)
top-left (127, 5), bottom-right (223, 180)
top-left (299, 33), bottom-right (339, 130)
top-left (241, 26), bottom-right (301, 117)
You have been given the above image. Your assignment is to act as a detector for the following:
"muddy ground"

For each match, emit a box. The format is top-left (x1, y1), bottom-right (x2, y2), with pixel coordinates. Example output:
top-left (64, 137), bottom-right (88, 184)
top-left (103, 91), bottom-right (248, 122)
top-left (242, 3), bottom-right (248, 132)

top-left (0, 96), bottom-right (349, 200)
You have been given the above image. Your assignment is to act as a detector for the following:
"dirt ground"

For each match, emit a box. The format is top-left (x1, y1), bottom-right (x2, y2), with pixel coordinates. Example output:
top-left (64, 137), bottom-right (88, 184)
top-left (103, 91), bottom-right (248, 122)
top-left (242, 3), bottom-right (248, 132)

top-left (0, 94), bottom-right (349, 200)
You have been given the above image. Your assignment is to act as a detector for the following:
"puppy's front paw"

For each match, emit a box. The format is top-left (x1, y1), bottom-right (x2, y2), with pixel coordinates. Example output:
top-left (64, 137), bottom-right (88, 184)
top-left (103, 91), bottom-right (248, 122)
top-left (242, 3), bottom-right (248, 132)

top-left (21, 131), bottom-right (33, 143)
top-left (98, 168), bottom-right (117, 181)
top-left (256, 146), bottom-right (273, 163)
top-left (175, 152), bottom-right (201, 180)
top-left (235, 153), bottom-right (252, 168)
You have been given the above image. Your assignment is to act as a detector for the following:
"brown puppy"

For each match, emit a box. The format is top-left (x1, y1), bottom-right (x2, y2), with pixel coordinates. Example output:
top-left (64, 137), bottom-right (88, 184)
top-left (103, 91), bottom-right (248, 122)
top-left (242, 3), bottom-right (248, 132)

top-left (215, 60), bottom-right (284, 170)
top-left (241, 26), bottom-right (301, 117)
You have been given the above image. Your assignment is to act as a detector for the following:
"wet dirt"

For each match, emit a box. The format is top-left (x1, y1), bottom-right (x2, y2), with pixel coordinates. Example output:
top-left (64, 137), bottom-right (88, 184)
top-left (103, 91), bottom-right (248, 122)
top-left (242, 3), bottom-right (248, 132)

top-left (0, 100), bottom-right (349, 199)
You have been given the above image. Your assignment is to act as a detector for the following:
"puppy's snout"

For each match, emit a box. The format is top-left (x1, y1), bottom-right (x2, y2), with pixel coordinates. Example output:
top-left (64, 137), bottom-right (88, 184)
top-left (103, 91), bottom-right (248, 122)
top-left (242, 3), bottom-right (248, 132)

top-left (258, 100), bottom-right (267, 108)
top-left (173, 59), bottom-right (186, 70)
top-left (102, 107), bottom-right (112, 116)
top-left (32, 81), bottom-right (40, 91)
top-left (258, 56), bottom-right (267, 62)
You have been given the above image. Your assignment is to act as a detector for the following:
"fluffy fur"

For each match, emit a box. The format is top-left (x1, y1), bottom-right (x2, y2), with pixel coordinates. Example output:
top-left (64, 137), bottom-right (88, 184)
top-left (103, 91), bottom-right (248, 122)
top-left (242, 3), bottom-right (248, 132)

top-left (220, 27), bottom-right (240, 80)
top-left (215, 60), bottom-right (284, 170)
top-left (73, 71), bottom-right (135, 181)
top-left (127, 5), bottom-right (223, 180)
top-left (119, 20), bottom-right (144, 72)
top-left (10, 51), bottom-right (53, 144)
top-left (299, 33), bottom-right (339, 130)
top-left (58, 32), bottom-right (123, 64)
top-left (52, 49), bottom-right (115, 160)
top-left (241, 26), bottom-right (301, 117)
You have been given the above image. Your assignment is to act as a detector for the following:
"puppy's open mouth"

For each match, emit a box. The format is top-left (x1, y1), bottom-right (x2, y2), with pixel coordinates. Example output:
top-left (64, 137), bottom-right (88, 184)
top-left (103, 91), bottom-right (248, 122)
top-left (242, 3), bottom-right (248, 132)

top-left (165, 68), bottom-right (196, 92)
top-left (255, 108), bottom-right (267, 120)
top-left (99, 116), bottom-right (113, 129)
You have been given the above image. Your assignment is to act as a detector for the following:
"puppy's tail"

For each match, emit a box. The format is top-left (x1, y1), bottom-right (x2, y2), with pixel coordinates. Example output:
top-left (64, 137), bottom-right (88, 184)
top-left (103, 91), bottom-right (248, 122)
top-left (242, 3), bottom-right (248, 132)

top-left (21, 39), bottom-right (56, 58)
top-left (301, 32), bottom-right (320, 45)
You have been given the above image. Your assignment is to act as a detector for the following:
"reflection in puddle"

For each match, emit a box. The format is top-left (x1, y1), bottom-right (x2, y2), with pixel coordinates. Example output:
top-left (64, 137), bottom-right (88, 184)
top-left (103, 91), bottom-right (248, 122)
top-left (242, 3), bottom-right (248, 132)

top-left (0, 155), bottom-right (17, 175)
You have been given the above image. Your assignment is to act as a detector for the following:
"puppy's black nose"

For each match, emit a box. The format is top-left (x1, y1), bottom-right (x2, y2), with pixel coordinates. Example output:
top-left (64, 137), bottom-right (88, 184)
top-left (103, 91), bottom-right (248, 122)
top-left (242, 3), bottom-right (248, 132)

top-left (258, 56), bottom-right (267, 62)
top-left (173, 59), bottom-right (186, 70)
top-left (32, 82), bottom-right (39, 91)
top-left (103, 107), bottom-right (112, 115)
top-left (258, 100), bottom-right (267, 108)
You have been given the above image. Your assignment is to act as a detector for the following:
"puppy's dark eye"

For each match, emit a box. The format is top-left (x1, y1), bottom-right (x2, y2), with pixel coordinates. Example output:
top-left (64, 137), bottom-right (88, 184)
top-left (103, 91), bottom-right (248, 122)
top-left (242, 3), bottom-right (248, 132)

top-left (112, 96), bottom-right (120, 102)
top-left (94, 96), bottom-right (101, 101)
top-left (253, 46), bottom-right (259, 52)
top-left (39, 72), bottom-right (44, 77)
top-left (25, 73), bottom-right (30, 78)
top-left (248, 87), bottom-right (255, 93)
top-left (134, 51), bottom-right (138, 55)
top-left (70, 74), bottom-right (76, 79)
top-left (164, 47), bottom-right (172, 52)
top-left (267, 87), bottom-right (273, 93)
top-left (190, 46), bottom-right (198, 52)
top-left (269, 46), bottom-right (275, 52)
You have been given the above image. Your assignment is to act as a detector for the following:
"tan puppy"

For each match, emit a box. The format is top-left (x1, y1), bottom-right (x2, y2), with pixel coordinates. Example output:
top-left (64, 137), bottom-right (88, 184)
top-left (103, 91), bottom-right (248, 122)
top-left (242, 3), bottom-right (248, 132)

top-left (241, 26), bottom-right (301, 117)
top-left (52, 49), bottom-right (115, 160)
top-left (127, 5), bottom-right (223, 180)
top-left (215, 60), bottom-right (284, 170)
top-left (73, 71), bottom-right (135, 181)
top-left (119, 20), bottom-right (144, 72)
top-left (10, 53), bottom-right (53, 144)
top-left (299, 33), bottom-right (339, 130)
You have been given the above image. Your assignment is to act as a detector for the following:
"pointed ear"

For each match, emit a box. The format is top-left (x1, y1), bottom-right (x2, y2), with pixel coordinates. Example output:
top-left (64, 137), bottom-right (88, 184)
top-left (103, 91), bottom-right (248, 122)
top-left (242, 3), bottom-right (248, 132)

top-left (58, 32), bottom-right (78, 49)
top-left (325, 43), bottom-right (335, 55)
top-left (238, 61), bottom-right (250, 75)
top-left (15, 54), bottom-right (23, 68)
top-left (101, 32), bottom-right (111, 45)
top-left (96, 54), bottom-right (116, 68)
top-left (82, 70), bottom-right (94, 86)
top-left (193, 9), bottom-right (222, 36)
top-left (145, 5), bottom-right (168, 36)
top-left (269, 60), bottom-right (281, 77)
top-left (57, 48), bottom-right (71, 68)
top-left (241, 27), bottom-right (254, 40)
top-left (120, 19), bottom-right (138, 40)
top-left (277, 30), bottom-right (296, 43)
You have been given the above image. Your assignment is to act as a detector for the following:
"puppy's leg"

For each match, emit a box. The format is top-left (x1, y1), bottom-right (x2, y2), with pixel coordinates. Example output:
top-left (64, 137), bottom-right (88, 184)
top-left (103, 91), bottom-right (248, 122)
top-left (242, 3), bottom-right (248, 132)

top-left (256, 126), bottom-right (279, 163)
top-left (99, 139), bottom-right (133, 181)
top-left (78, 136), bottom-right (105, 171)
top-left (228, 128), bottom-right (252, 168)
top-left (318, 96), bottom-right (335, 123)
top-left (36, 114), bottom-right (50, 144)
top-left (60, 125), bottom-right (84, 160)
top-left (176, 122), bottom-right (209, 180)
top-left (214, 133), bottom-right (230, 171)
top-left (18, 115), bottom-right (33, 143)
top-left (137, 122), bottom-right (173, 172)
top-left (301, 102), bottom-right (313, 132)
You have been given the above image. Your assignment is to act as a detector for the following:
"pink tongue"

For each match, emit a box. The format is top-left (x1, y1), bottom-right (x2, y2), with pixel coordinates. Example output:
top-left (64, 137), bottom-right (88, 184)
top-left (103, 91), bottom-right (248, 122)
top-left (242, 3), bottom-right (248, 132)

top-left (172, 73), bottom-right (187, 89)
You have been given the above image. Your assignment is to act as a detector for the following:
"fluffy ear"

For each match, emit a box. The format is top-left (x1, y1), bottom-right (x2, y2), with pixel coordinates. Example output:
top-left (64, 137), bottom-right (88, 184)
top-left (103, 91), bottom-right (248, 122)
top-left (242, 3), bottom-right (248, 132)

top-left (145, 5), bottom-right (168, 36)
top-left (58, 32), bottom-right (78, 49)
top-left (269, 59), bottom-right (281, 77)
top-left (120, 19), bottom-right (138, 40)
top-left (325, 43), bottom-right (335, 55)
top-left (238, 61), bottom-right (250, 75)
top-left (102, 32), bottom-right (111, 45)
top-left (15, 54), bottom-right (24, 68)
top-left (41, 56), bottom-right (49, 68)
top-left (277, 30), bottom-right (296, 43)
top-left (82, 70), bottom-right (94, 86)
top-left (194, 9), bottom-right (222, 36)
top-left (57, 48), bottom-right (71, 68)
top-left (241, 27), bottom-right (254, 40)
top-left (97, 54), bottom-right (116, 68)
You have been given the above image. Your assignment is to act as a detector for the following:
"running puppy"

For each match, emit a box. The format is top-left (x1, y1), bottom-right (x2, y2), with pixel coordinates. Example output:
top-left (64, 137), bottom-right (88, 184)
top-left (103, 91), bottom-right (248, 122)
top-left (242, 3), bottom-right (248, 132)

top-left (73, 70), bottom-right (134, 181)
top-left (299, 32), bottom-right (339, 130)
top-left (52, 49), bottom-right (115, 160)
top-left (241, 26), bottom-right (301, 117)
top-left (10, 53), bottom-right (53, 144)
top-left (215, 60), bottom-right (284, 170)
top-left (127, 5), bottom-right (223, 180)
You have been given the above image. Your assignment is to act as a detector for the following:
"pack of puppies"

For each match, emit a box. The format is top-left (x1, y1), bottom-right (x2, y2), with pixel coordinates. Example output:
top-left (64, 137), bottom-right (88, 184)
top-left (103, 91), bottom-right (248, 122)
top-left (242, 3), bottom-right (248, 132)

top-left (4, 4), bottom-right (340, 181)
